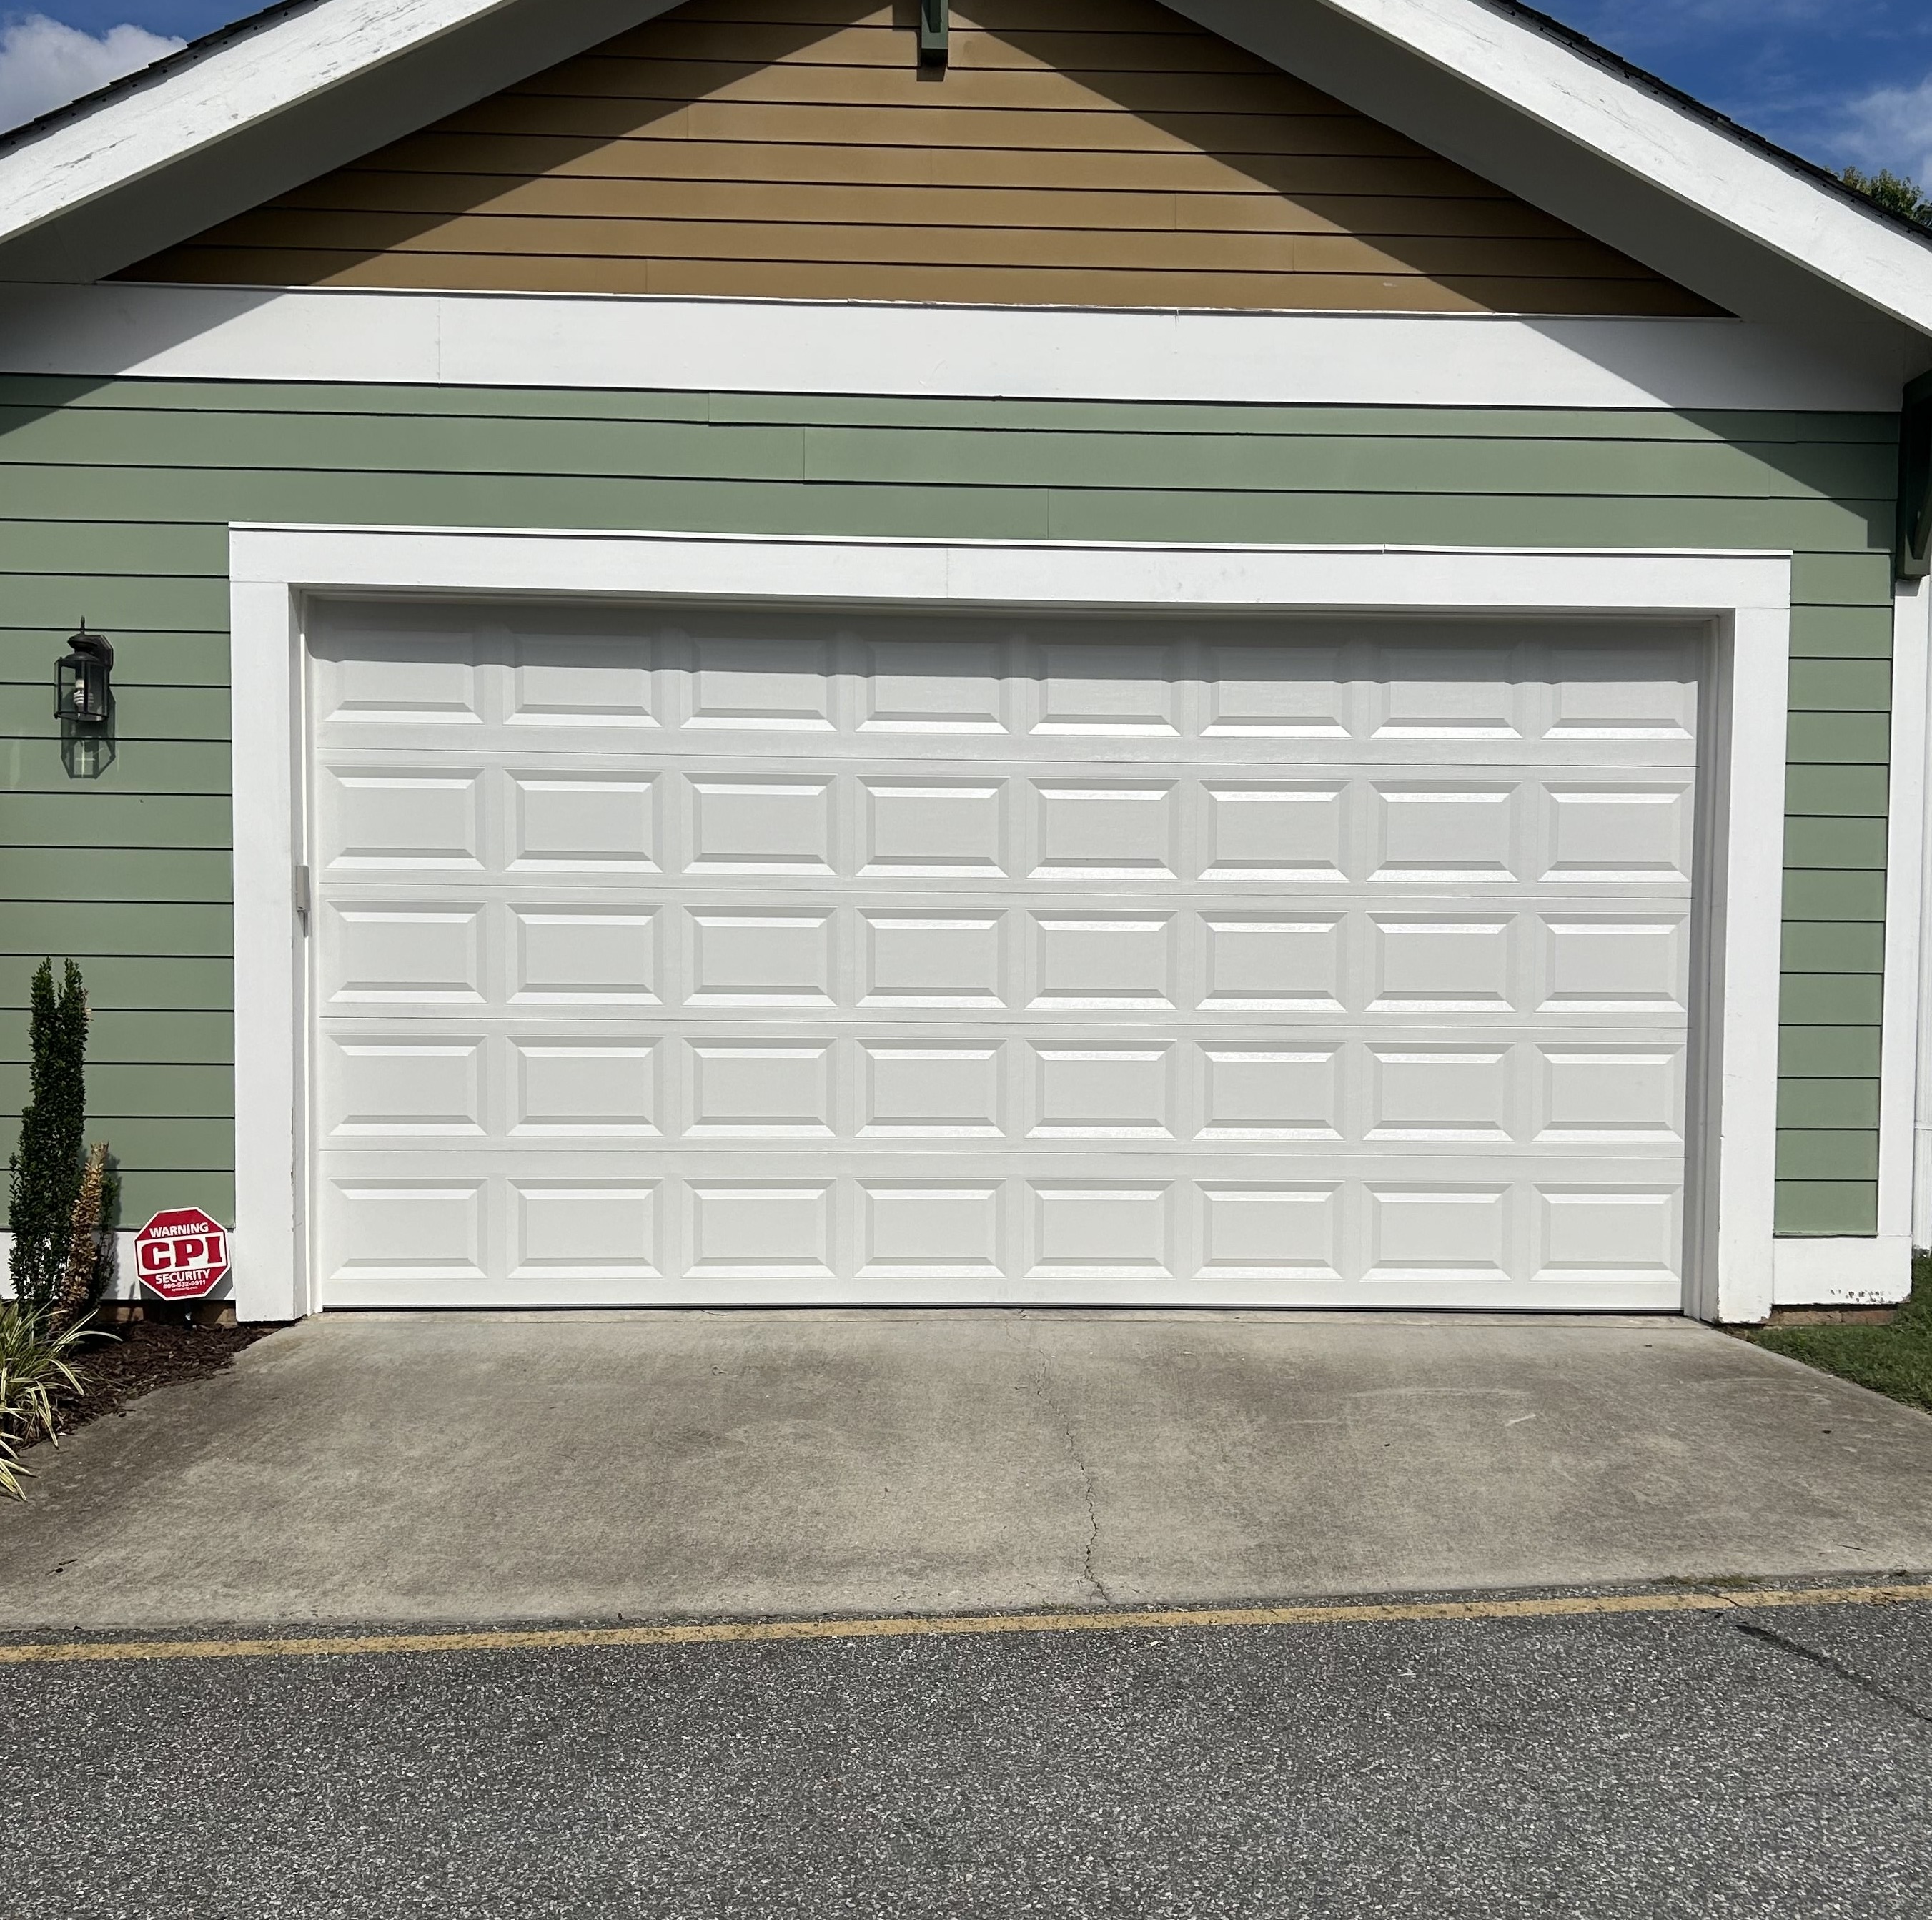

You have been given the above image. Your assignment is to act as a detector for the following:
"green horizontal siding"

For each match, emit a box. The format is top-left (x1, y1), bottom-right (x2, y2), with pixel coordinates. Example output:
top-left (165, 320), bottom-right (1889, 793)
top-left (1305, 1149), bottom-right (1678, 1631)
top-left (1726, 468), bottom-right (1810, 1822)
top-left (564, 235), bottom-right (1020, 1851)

top-left (1781, 921), bottom-right (1886, 974)
top-left (3, 793), bottom-right (232, 848)
top-left (1776, 1079), bottom-right (1881, 1129)
top-left (1779, 976), bottom-right (1885, 1026)
top-left (1775, 1131), bottom-right (1880, 1180)
top-left (1785, 608), bottom-right (1893, 658)
top-left (1783, 818), bottom-right (1886, 871)
top-left (1776, 1181), bottom-right (1881, 1236)
top-left (0, 378), bottom-right (1898, 1237)
top-left (1782, 872), bottom-right (1886, 921)
top-left (0, 1111), bottom-right (232, 1162)
top-left (0, 1062), bottom-right (230, 1117)
top-left (1787, 712), bottom-right (1891, 764)
top-left (1784, 767), bottom-right (1889, 817)
top-left (0, 629), bottom-right (233, 690)
top-left (0, 847), bottom-right (232, 902)
top-left (1778, 1028), bottom-right (1885, 1079)
top-left (56, 1009), bottom-right (232, 1062)
top-left (1792, 553), bottom-right (1898, 603)
top-left (0, 955), bottom-right (234, 1010)
top-left (0, 684), bottom-right (229, 738)
top-left (1, 900), bottom-right (232, 955)
top-left (0, 739), bottom-right (234, 794)
top-left (1788, 658), bottom-right (1893, 710)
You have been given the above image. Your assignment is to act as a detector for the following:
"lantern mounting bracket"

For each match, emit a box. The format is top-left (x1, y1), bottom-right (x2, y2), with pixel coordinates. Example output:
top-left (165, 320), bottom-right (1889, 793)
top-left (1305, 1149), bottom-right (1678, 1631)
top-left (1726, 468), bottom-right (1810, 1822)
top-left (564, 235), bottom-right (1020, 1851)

top-left (918, 0), bottom-right (948, 67)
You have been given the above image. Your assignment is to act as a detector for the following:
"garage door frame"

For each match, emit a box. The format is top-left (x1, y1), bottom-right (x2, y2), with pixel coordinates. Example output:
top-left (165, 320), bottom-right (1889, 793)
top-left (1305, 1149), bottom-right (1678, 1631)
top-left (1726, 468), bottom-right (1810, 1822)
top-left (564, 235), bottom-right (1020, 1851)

top-left (229, 525), bottom-right (1793, 1324)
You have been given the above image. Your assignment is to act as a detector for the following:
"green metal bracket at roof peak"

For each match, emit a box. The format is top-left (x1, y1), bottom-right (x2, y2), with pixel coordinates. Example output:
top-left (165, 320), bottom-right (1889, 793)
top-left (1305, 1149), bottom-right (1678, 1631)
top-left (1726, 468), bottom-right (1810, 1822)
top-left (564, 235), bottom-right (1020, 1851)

top-left (920, 0), bottom-right (948, 68)
top-left (1901, 369), bottom-right (1932, 580)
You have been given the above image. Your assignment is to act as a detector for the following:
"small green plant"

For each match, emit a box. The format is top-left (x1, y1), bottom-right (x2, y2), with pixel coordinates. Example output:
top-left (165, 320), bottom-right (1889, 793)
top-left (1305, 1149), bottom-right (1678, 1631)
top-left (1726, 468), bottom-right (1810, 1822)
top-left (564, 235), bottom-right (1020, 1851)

top-left (7, 959), bottom-right (91, 1317)
top-left (1842, 167), bottom-right (1932, 229)
top-left (0, 1302), bottom-right (101, 1498)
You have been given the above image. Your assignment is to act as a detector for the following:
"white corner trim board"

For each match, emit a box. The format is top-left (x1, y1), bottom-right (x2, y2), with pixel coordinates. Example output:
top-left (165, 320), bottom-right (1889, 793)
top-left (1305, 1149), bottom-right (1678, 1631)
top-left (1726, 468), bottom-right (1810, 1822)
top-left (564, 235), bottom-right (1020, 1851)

top-left (1880, 577), bottom-right (1929, 1280)
top-left (0, 283), bottom-right (1897, 412)
top-left (1909, 575), bottom-right (1932, 1254)
top-left (229, 525), bottom-right (1790, 1323)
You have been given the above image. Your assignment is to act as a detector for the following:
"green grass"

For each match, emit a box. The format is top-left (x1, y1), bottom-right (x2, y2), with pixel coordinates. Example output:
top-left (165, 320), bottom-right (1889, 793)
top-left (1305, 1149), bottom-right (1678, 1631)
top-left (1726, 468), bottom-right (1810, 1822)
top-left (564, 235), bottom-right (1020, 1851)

top-left (1747, 1252), bottom-right (1932, 1413)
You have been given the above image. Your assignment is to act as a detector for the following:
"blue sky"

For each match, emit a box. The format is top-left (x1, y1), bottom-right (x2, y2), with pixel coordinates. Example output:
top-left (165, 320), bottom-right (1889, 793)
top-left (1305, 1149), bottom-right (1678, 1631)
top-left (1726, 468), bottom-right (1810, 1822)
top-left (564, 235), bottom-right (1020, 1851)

top-left (3, 1), bottom-right (1931, 182)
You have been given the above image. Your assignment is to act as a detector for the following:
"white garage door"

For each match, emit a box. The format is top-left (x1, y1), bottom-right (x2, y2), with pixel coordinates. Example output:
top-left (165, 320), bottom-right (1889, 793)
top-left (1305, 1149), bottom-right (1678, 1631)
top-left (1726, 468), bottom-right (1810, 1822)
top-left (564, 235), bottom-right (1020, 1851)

top-left (308, 600), bottom-right (1699, 1310)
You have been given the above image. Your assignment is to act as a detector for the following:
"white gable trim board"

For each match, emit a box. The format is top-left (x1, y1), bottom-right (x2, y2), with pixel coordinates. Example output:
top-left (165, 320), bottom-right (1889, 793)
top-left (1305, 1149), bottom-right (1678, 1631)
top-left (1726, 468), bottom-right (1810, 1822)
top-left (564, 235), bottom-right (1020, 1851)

top-left (0, 285), bottom-right (1897, 413)
top-left (225, 526), bottom-right (1798, 1322)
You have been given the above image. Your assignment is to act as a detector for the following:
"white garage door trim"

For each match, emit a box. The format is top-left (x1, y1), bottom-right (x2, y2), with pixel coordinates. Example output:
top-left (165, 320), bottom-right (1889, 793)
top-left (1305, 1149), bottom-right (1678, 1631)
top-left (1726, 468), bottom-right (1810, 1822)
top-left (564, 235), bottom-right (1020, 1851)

top-left (229, 526), bottom-right (1792, 1325)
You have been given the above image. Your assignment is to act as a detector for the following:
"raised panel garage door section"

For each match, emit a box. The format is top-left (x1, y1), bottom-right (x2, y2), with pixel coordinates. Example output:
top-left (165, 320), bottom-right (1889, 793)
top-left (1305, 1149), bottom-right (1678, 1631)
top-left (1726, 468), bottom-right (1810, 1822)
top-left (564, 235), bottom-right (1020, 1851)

top-left (307, 600), bottom-right (1700, 1310)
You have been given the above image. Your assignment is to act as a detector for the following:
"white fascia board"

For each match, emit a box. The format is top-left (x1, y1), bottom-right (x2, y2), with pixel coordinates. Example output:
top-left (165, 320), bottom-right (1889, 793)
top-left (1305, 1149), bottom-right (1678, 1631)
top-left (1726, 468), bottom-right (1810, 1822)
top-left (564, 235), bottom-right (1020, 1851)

top-left (0, 0), bottom-right (680, 281)
top-left (0, 284), bottom-right (1900, 412)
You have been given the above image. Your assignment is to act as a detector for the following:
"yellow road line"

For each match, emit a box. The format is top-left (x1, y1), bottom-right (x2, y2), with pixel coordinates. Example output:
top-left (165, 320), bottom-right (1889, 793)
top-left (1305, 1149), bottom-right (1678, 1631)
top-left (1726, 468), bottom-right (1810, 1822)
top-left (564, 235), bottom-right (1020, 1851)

top-left (3, 1581), bottom-right (1930, 1666)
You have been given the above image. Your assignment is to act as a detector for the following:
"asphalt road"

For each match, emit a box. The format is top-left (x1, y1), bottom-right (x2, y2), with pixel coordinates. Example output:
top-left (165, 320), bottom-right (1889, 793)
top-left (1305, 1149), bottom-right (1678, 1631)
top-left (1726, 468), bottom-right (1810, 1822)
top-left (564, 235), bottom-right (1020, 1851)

top-left (5, 1590), bottom-right (1931, 1919)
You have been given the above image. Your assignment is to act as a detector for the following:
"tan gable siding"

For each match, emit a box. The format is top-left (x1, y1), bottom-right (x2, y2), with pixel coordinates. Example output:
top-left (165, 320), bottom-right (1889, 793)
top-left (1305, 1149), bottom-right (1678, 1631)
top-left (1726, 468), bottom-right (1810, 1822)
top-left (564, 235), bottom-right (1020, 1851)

top-left (119, 0), bottom-right (1718, 315)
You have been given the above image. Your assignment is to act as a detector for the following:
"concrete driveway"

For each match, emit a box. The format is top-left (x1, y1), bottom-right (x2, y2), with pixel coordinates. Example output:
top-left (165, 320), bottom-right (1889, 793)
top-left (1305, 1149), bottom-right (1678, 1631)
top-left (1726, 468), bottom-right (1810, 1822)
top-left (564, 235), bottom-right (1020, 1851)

top-left (4, 1310), bottom-right (1932, 1631)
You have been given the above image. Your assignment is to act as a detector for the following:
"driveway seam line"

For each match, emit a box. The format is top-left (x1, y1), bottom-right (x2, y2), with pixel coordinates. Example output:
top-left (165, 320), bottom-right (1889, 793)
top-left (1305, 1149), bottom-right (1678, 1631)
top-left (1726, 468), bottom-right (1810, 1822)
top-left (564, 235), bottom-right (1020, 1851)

top-left (8, 1583), bottom-right (1932, 1666)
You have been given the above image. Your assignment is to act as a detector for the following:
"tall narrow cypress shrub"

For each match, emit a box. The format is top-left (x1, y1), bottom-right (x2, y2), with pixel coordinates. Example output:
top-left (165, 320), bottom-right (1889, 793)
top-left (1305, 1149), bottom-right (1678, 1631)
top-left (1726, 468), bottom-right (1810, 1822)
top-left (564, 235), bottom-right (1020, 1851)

top-left (7, 960), bottom-right (89, 1316)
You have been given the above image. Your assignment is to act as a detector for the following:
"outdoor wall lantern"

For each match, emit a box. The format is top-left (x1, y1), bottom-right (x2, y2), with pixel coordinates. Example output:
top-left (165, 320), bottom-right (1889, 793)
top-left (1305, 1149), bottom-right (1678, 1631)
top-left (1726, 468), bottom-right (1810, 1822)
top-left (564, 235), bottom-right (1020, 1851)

top-left (56, 623), bottom-right (114, 726)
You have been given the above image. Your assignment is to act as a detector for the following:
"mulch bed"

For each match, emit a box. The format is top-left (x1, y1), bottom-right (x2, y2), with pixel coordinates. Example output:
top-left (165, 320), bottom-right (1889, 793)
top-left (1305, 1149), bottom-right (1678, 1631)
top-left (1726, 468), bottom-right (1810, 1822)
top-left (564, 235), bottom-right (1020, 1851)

top-left (41, 1314), bottom-right (277, 1445)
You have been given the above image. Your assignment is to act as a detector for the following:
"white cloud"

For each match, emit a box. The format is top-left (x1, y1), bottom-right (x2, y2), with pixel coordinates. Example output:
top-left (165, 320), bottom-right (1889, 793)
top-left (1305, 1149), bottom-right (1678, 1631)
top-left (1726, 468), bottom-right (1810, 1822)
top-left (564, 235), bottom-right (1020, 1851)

top-left (1836, 72), bottom-right (1932, 187)
top-left (0, 13), bottom-right (183, 134)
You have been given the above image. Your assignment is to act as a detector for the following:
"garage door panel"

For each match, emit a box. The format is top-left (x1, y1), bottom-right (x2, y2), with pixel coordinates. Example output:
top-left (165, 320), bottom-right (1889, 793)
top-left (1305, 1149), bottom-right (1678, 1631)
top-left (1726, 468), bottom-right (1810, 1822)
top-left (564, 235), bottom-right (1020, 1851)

top-left (311, 936), bottom-right (1696, 1029)
top-left (312, 1164), bottom-right (1687, 1307)
top-left (312, 769), bottom-right (1698, 886)
top-left (311, 606), bottom-right (1700, 759)
top-left (508, 773), bottom-right (659, 873)
top-left (313, 1029), bottom-right (1687, 1139)
top-left (310, 602), bottom-right (1699, 1308)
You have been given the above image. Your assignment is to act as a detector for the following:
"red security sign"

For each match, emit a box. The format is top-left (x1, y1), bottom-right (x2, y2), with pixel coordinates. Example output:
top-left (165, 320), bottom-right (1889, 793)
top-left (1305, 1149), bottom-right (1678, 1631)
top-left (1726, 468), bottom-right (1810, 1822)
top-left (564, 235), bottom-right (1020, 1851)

top-left (134, 1207), bottom-right (230, 1301)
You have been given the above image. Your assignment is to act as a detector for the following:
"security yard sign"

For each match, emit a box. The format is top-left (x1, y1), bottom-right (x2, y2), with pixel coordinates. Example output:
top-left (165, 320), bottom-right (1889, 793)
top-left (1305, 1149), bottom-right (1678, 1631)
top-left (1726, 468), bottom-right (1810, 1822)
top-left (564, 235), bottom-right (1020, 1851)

top-left (134, 1208), bottom-right (230, 1301)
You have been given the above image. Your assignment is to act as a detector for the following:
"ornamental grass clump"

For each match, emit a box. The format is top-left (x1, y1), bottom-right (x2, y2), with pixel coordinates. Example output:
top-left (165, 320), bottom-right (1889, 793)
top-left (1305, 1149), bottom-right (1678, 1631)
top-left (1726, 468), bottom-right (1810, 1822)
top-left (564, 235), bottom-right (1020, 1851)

top-left (0, 1302), bottom-right (98, 1498)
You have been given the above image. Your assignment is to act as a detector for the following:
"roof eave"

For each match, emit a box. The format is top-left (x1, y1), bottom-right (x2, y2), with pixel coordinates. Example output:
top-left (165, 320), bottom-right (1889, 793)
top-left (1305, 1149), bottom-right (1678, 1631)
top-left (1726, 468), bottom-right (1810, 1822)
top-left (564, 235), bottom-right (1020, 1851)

top-left (1274, 0), bottom-right (1932, 342)
top-left (0, 0), bottom-right (683, 284)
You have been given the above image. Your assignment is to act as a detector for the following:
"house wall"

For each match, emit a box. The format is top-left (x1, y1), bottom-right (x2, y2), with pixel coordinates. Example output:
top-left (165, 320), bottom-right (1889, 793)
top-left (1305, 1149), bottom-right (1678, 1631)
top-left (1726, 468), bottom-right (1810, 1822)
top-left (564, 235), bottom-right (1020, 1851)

top-left (117, 0), bottom-right (1715, 315)
top-left (0, 375), bottom-right (1898, 1239)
